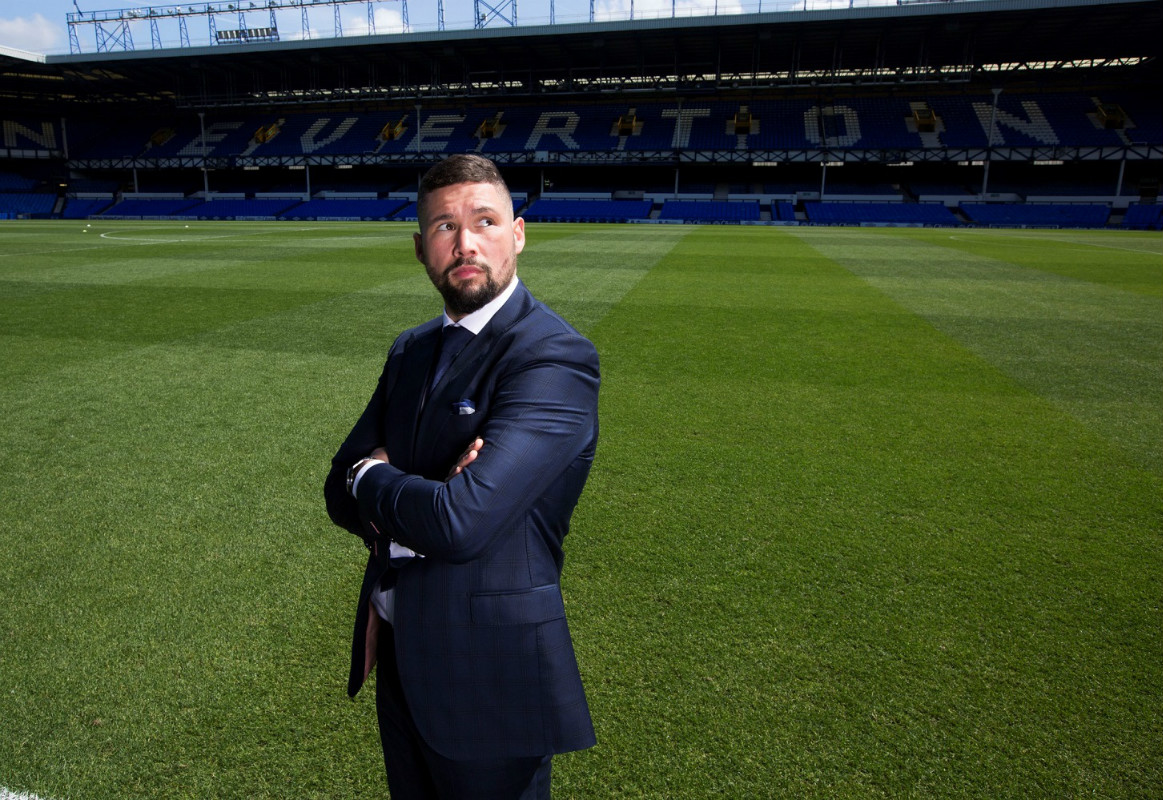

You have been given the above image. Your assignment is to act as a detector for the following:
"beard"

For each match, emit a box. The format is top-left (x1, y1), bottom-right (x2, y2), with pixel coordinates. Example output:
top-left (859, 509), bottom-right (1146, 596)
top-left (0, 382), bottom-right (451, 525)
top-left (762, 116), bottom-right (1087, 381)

top-left (432, 256), bottom-right (513, 317)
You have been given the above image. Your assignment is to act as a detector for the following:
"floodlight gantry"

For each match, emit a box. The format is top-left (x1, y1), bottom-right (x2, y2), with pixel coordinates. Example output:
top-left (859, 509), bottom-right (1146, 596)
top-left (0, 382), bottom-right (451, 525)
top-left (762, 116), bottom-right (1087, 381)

top-left (66, 0), bottom-right (409, 54)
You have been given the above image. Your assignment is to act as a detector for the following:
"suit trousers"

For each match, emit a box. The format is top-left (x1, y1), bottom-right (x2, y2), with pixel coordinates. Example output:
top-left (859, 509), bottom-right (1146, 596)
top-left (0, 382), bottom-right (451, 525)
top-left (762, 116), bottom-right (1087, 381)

top-left (375, 618), bottom-right (553, 800)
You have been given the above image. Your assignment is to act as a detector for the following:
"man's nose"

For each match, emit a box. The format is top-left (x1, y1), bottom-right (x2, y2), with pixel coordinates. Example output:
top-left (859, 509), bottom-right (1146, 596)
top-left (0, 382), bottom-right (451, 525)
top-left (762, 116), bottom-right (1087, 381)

top-left (454, 227), bottom-right (478, 256)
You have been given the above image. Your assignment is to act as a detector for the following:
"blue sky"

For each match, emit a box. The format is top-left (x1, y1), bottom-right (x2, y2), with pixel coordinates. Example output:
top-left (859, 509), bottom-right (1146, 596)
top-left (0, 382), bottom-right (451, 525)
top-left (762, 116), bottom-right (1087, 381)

top-left (0, 0), bottom-right (825, 55)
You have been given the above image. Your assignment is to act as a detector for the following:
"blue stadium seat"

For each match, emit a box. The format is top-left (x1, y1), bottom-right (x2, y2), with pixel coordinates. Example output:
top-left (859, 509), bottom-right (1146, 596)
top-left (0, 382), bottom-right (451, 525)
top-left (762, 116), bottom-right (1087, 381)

top-left (62, 197), bottom-right (115, 218)
top-left (0, 172), bottom-right (39, 191)
top-left (960, 203), bottom-right (1110, 227)
top-left (522, 199), bottom-right (653, 223)
top-left (0, 193), bottom-right (56, 215)
top-left (279, 198), bottom-right (407, 220)
top-left (658, 200), bottom-right (760, 222)
top-left (805, 202), bottom-right (959, 225)
top-left (188, 198), bottom-right (303, 219)
top-left (101, 197), bottom-right (203, 217)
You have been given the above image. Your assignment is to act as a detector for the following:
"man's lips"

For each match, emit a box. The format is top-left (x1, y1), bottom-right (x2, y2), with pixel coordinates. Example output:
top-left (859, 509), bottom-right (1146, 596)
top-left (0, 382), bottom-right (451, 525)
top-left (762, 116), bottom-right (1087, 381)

top-left (447, 262), bottom-right (485, 281)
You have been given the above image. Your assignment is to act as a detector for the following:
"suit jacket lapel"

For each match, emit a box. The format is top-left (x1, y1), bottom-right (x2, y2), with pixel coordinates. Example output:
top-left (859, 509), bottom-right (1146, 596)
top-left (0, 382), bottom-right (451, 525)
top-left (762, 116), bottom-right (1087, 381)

top-left (427, 282), bottom-right (536, 398)
top-left (473, 280), bottom-right (536, 351)
top-left (416, 282), bottom-right (537, 437)
top-left (389, 321), bottom-right (440, 471)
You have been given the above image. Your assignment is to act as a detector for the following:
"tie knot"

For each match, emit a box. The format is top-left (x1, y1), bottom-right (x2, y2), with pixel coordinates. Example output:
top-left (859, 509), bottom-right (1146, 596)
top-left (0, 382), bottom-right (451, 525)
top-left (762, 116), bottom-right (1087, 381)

top-left (442, 324), bottom-right (474, 351)
top-left (430, 325), bottom-right (475, 391)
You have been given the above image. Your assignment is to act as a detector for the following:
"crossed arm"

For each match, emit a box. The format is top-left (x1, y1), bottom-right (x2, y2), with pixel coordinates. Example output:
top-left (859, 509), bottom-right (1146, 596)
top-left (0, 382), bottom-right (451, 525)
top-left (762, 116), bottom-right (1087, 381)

top-left (352, 335), bottom-right (599, 564)
top-left (326, 328), bottom-right (600, 564)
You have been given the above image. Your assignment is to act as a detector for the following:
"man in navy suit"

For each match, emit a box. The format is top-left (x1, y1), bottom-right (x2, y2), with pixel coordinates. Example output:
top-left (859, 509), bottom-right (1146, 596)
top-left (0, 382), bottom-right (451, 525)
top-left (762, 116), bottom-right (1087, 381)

top-left (324, 154), bottom-right (598, 799)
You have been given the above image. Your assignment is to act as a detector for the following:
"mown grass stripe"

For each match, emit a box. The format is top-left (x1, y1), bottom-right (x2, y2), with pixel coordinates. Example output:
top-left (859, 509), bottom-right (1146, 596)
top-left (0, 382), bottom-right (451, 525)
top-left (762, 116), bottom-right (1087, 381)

top-left (793, 227), bottom-right (1163, 471)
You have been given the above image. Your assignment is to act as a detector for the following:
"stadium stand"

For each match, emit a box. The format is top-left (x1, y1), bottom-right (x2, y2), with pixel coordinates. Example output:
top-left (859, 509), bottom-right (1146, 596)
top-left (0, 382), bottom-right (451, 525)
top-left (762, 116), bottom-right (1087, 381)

top-left (1121, 203), bottom-right (1163, 230)
top-left (393, 201), bottom-right (419, 221)
top-left (178, 197), bottom-right (302, 219)
top-left (0, 0), bottom-right (1158, 228)
top-left (0, 192), bottom-right (57, 217)
top-left (805, 202), bottom-right (961, 226)
top-left (279, 198), bottom-right (408, 220)
top-left (50, 91), bottom-right (1161, 167)
top-left (101, 197), bottom-right (204, 217)
top-left (0, 171), bottom-right (39, 190)
top-left (959, 202), bottom-right (1111, 228)
top-left (659, 200), bottom-right (761, 223)
top-left (772, 202), bottom-right (798, 222)
top-left (522, 199), bottom-right (653, 223)
top-left (820, 182), bottom-right (902, 197)
top-left (61, 196), bottom-right (115, 218)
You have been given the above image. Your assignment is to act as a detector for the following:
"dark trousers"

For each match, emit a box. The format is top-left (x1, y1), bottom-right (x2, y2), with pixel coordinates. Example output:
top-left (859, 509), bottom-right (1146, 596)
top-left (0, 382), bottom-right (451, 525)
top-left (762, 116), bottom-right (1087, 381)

top-left (375, 621), bottom-right (553, 800)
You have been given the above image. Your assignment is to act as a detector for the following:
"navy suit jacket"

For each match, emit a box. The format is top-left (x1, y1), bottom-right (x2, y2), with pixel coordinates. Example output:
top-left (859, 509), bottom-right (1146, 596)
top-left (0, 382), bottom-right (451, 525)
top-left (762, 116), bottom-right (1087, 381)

top-left (324, 281), bottom-right (599, 761)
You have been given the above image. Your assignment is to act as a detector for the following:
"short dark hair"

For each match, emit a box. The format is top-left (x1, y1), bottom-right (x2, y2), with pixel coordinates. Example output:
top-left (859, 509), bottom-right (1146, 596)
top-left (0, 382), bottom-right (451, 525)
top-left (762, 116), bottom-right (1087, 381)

top-left (416, 154), bottom-right (512, 224)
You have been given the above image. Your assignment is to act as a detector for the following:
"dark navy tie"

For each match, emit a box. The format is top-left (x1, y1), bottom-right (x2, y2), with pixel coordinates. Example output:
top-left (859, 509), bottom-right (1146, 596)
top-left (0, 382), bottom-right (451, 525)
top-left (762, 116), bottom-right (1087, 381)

top-left (430, 324), bottom-right (474, 392)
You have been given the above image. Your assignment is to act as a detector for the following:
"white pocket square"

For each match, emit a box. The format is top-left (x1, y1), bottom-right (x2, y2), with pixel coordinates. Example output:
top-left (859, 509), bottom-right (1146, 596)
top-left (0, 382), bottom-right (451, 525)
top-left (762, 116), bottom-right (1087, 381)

top-left (452, 400), bottom-right (476, 415)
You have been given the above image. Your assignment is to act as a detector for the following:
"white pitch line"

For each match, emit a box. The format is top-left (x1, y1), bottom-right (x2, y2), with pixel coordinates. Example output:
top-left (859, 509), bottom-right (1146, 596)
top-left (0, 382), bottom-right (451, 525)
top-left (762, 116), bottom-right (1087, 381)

top-left (1, 788), bottom-right (52, 800)
top-left (0, 226), bottom-right (314, 256)
top-left (0, 225), bottom-right (400, 258)
top-left (96, 225), bottom-right (327, 243)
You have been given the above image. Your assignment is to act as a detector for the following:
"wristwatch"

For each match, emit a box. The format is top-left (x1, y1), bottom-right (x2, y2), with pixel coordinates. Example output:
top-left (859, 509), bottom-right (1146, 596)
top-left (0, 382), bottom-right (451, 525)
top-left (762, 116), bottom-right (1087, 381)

top-left (346, 456), bottom-right (382, 497)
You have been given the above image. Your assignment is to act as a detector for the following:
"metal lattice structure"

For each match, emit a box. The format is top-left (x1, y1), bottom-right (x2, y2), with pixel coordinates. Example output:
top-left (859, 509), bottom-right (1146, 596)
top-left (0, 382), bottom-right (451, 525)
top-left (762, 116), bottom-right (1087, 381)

top-left (67, 0), bottom-right (409, 54)
top-left (473, 0), bottom-right (516, 28)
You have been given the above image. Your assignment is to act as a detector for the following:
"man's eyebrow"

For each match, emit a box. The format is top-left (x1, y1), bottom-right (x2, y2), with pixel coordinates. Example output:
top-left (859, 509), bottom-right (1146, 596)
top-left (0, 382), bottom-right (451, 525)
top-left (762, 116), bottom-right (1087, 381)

top-left (428, 205), bottom-right (498, 223)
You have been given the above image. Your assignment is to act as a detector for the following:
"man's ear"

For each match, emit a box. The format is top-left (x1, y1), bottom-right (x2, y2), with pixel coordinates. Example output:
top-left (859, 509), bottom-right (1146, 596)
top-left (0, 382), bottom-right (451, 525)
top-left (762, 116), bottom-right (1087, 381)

top-left (413, 232), bottom-right (425, 264)
top-left (512, 217), bottom-right (525, 255)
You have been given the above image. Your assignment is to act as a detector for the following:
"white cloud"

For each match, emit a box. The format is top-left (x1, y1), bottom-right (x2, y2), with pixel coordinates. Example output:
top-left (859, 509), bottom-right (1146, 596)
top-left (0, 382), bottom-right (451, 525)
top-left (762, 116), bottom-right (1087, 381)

top-left (0, 13), bottom-right (64, 55)
top-left (340, 6), bottom-right (407, 36)
top-left (592, 0), bottom-right (748, 23)
top-left (372, 6), bottom-right (407, 34)
top-left (278, 6), bottom-right (405, 41)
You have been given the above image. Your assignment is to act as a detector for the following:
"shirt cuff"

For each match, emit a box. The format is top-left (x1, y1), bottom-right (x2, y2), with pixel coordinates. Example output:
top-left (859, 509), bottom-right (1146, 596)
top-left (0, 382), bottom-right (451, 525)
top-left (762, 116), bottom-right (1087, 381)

top-left (351, 459), bottom-right (385, 499)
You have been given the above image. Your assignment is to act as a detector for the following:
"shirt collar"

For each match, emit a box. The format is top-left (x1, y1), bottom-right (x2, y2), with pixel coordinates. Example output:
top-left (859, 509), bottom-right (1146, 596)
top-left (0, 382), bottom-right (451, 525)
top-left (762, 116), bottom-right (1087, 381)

top-left (442, 275), bottom-right (519, 335)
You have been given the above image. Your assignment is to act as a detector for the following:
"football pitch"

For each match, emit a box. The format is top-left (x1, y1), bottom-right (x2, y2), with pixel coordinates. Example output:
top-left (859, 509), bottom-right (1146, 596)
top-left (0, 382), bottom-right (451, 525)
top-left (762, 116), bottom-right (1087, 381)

top-left (1, 219), bottom-right (1160, 798)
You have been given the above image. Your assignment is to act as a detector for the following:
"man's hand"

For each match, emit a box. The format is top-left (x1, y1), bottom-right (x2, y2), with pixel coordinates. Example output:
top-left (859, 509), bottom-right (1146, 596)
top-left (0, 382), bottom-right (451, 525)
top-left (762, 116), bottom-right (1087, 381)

top-left (446, 438), bottom-right (484, 481)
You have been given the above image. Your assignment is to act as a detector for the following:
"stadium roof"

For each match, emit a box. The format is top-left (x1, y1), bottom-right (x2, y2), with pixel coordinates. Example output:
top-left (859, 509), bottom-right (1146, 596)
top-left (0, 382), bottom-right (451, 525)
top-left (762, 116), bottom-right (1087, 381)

top-left (2, 0), bottom-right (1159, 111)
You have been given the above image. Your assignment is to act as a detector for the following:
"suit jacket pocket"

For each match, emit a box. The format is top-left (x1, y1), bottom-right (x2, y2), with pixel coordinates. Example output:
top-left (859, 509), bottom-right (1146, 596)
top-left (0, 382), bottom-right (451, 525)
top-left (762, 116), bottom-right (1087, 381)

top-left (470, 584), bottom-right (566, 626)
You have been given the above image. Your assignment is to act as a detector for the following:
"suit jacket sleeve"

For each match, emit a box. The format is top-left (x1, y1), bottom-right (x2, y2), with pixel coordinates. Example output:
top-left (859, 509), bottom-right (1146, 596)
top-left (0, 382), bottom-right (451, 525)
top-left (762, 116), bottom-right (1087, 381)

top-left (354, 327), bottom-right (599, 564)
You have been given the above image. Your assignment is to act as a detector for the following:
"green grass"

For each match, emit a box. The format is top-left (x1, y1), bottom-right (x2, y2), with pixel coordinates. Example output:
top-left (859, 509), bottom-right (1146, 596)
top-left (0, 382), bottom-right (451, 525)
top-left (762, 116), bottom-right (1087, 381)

top-left (1, 220), bottom-right (1159, 798)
